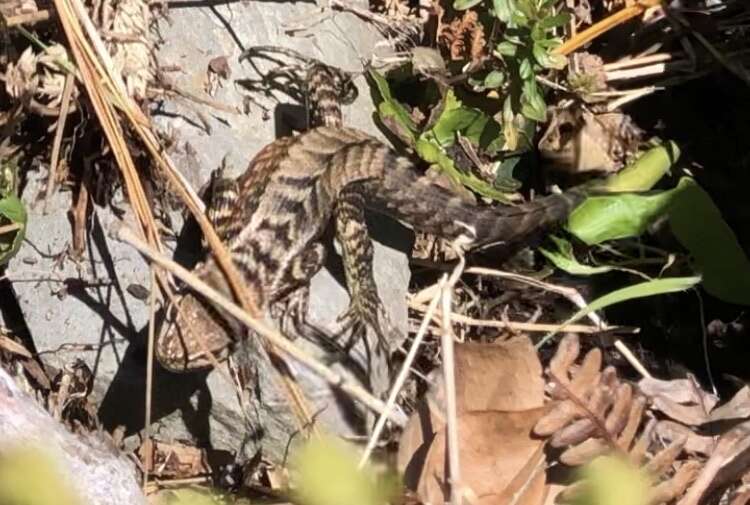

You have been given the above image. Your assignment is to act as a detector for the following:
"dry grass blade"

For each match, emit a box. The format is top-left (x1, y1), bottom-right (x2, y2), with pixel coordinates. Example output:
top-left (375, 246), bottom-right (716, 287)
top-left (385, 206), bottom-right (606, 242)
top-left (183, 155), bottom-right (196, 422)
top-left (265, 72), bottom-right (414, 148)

top-left (44, 72), bottom-right (75, 208)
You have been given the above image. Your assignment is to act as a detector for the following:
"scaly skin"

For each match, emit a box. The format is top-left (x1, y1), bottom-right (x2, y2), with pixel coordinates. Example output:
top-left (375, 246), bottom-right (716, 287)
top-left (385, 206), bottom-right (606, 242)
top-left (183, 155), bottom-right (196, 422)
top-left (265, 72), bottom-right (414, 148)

top-left (156, 66), bottom-right (587, 372)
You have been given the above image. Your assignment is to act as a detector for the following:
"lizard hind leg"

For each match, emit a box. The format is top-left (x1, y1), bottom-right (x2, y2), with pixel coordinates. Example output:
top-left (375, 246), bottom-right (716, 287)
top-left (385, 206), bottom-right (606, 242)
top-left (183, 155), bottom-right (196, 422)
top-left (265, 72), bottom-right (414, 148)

top-left (333, 190), bottom-right (397, 359)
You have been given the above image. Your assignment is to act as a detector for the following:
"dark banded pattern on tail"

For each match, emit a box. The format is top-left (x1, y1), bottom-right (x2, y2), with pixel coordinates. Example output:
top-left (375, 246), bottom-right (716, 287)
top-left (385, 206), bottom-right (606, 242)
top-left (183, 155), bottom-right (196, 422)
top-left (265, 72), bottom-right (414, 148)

top-left (305, 64), bottom-right (357, 128)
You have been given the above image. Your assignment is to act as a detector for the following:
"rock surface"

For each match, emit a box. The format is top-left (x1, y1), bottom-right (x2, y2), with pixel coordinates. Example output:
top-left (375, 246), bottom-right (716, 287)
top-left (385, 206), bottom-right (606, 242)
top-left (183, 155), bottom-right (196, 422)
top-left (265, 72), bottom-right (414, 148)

top-left (3, 0), bottom-right (410, 463)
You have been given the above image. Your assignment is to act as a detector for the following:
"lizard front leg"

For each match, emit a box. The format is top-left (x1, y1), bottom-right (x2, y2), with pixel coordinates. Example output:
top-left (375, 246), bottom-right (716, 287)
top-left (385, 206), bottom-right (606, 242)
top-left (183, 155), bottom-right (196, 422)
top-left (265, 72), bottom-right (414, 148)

top-left (334, 188), bottom-right (395, 356)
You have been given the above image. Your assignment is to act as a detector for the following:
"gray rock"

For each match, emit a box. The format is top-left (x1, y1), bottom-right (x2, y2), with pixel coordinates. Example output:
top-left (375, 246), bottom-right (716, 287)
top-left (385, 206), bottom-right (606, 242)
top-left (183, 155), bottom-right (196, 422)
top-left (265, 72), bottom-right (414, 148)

top-left (0, 367), bottom-right (146, 505)
top-left (3, 0), bottom-right (409, 465)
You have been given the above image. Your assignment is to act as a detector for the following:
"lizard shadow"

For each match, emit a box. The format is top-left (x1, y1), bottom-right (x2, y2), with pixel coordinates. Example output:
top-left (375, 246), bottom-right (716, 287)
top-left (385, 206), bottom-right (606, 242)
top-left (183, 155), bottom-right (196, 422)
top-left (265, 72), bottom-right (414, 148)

top-left (95, 212), bottom-right (221, 448)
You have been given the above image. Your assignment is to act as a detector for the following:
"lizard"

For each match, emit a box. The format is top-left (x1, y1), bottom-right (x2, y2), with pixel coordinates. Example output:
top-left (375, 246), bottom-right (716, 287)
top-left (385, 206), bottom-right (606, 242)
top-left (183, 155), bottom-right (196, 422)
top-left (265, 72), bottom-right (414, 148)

top-left (155, 61), bottom-right (588, 373)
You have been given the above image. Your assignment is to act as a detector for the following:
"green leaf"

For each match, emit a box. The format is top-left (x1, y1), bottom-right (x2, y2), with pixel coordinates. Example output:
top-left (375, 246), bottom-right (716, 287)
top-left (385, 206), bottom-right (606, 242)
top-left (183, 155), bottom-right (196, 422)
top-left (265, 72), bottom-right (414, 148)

top-left (516, 0), bottom-right (536, 21)
top-left (493, 157), bottom-right (523, 191)
top-left (567, 190), bottom-right (674, 245)
top-left (538, 276), bottom-right (702, 346)
top-left (454, 0), bottom-right (483, 9)
top-left (423, 89), bottom-right (502, 151)
top-left (495, 41), bottom-right (518, 57)
top-left (426, 89), bottom-right (484, 147)
top-left (292, 436), bottom-right (398, 505)
top-left (605, 141), bottom-right (680, 192)
top-left (367, 69), bottom-right (418, 144)
top-left (519, 58), bottom-right (534, 80)
top-left (0, 193), bottom-right (27, 265)
top-left (520, 78), bottom-right (546, 122)
top-left (484, 70), bottom-right (506, 88)
top-left (533, 41), bottom-right (567, 69)
top-left (416, 139), bottom-right (514, 202)
top-left (540, 236), bottom-right (614, 275)
top-left (572, 455), bottom-right (651, 505)
top-left (492, 0), bottom-right (515, 23)
top-left (538, 11), bottom-right (571, 29)
top-left (566, 141), bottom-right (679, 244)
top-left (669, 178), bottom-right (750, 305)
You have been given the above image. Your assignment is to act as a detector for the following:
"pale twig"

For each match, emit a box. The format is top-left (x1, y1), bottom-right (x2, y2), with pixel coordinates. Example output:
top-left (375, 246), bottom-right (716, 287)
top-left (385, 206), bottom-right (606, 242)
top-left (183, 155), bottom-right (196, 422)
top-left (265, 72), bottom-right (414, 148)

top-left (45, 72), bottom-right (76, 209)
top-left (111, 224), bottom-right (408, 427)
top-left (143, 268), bottom-right (156, 490)
top-left (0, 223), bottom-right (22, 236)
top-left (614, 339), bottom-right (651, 379)
top-left (408, 302), bottom-right (633, 335)
top-left (606, 86), bottom-right (661, 110)
top-left (603, 52), bottom-right (680, 71)
top-left (4, 9), bottom-right (52, 26)
top-left (358, 275), bottom-right (447, 468)
top-left (443, 251), bottom-right (465, 505)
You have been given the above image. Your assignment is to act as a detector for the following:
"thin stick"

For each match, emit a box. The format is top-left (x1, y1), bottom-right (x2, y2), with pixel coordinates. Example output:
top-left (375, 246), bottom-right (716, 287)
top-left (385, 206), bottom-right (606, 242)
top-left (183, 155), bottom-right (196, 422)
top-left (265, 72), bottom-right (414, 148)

top-left (358, 275), bottom-right (448, 468)
top-left (111, 224), bottom-right (408, 427)
top-left (4, 9), bottom-right (52, 26)
top-left (443, 252), bottom-right (465, 505)
top-left (45, 72), bottom-right (75, 209)
top-left (143, 268), bottom-right (156, 490)
top-left (0, 223), bottom-right (22, 235)
top-left (613, 339), bottom-right (651, 379)
top-left (408, 303), bottom-right (633, 335)
top-left (606, 86), bottom-right (660, 110)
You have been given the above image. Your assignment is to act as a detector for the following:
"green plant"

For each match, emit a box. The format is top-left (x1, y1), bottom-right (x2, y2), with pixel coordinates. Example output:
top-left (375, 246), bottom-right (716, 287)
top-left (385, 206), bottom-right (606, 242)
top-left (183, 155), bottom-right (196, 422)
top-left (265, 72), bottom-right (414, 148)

top-left (460, 0), bottom-right (569, 127)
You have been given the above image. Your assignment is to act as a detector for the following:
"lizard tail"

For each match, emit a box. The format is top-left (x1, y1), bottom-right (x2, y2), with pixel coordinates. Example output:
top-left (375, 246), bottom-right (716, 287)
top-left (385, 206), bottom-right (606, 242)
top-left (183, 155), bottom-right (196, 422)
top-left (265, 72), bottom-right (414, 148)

top-left (358, 154), bottom-right (588, 248)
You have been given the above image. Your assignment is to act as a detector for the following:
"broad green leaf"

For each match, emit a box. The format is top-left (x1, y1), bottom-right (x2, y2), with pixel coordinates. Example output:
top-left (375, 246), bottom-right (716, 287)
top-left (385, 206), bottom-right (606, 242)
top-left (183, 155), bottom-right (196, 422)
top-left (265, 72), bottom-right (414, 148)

top-left (567, 190), bottom-right (675, 245)
top-left (484, 70), bottom-right (506, 88)
top-left (454, 0), bottom-right (483, 9)
top-left (426, 89), bottom-right (483, 147)
top-left (494, 41), bottom-right (518, 57)
top-left (519, 57), bottom-right (534, 80)
top-left (368, 69), bottom-right (417, 143)
top-left (423, 89), bottom-right (502, 151)
top-left (516, 0), bottom-right (536, 21)
top-left (606, 141), bottom-right (680, 192)
top-left (492, 0), bottom-right (515, 23)
top-left (669, 178), bottom-right (750, 305)
top-left (416, 139), bottom-right (514, 202)
top-left (493, 158), bottom-right (523, 191)
top-left (566, 141), bottom-right (678, 244)
top-left (292, 436), bottom-right (398, 505)
top-left (572, 455), bottom-right (651, 505)
top-left (539, 11), bottom-right (571, 29)
top-left (540, 236), bottom-right (614, 275)
top-left (0, 193), bottom-right (27, 265)
top-left (520, 78), bottom-right (546, 122)
top-left (538, 276), bottom-right (701, 346)
top-left (533, 41), bottom-right (567, 70)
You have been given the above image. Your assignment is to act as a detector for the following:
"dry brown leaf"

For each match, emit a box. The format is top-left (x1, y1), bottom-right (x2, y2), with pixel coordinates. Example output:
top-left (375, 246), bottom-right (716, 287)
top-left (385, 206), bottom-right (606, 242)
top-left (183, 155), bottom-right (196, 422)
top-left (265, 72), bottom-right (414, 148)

top-left (654, 420), bottom-right (715, 456)
top-left (417, 409), bottom-right (546, 505)
top-left (398, 395), bottom-right (444, 489)
top-left (708, 386), bottom-right (750, 423)
top-left (639, 377), bottom-right (719, 410)
top-left (649, 461), bottom-right (702, 504)
top-left (548, 334), bottom-right (580, 394)
top-left (438, 10), bottom-right (486, 63)
top-left (138, 439), bottom-right (212, 478)
top-left (679, 420), bottom-right (750, 505)
top-left (454, 337), bottom-right (545, 413)
top-left (651, 396), bottom-right (711, 427)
